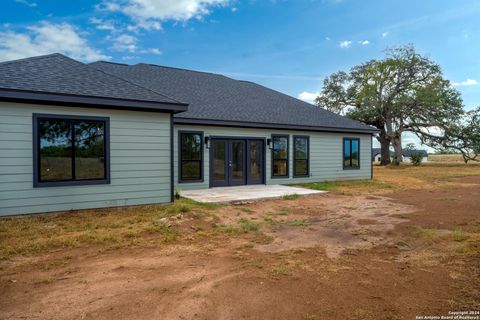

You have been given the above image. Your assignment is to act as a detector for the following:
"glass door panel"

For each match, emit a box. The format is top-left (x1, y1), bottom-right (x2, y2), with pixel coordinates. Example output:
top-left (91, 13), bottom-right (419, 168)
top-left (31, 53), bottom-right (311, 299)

top-left (229, 140), bottom-right (246, 185)
top-left (247, 140), bottom-right (263, 185)
top-left (211, 139), bottom-right (228, 187)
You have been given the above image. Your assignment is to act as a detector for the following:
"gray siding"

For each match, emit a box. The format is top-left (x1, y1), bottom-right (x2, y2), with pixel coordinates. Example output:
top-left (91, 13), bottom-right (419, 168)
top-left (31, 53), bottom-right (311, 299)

top-left (0, 102), bottom-right (172, 216)
top-left (174, 125), bottom-right (372, 190)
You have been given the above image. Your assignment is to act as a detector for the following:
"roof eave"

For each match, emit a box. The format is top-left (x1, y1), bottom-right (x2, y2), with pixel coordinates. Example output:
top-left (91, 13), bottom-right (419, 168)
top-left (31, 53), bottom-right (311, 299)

top-left (173, 117), bottom-right (379, 134)
top-left (0, 88), bottom-right (189, 114)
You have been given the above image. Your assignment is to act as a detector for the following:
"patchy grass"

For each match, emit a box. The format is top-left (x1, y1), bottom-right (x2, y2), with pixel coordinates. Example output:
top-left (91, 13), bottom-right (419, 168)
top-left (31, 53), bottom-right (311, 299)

top-left (0, 198), bottom-right (212, 260)
top-left (282, 193), bottom-right (299, 200)
top-left (215, 218), bottom-right (260, 235)
top-left (295, 164), bottom-right (480, 195)
top-left (452, 229), bottom-right (468, 242)
top-left (238, 218), bottom-right (260, 233)
top-left (295, 179), bottom-right (392, 195)
top-left (239, 207), bottom-right (253, 213)
top-left (285, 220), bottom-right (311, 227)
top-left (179, 197), bottom-right (224, 210)
top-left (415, 227), bottom-right (438, 239)
top-left (271, 262), bottom-right (294, 276)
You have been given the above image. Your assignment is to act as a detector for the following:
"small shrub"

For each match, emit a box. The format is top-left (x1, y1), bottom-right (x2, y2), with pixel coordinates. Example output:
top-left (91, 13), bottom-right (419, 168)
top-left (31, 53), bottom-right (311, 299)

top-left (166, 203), bottom-right (191, 214)
top-left (174, 188), bottom-right (181, 200)
top-left (405, 143), bottom-right (423, 166)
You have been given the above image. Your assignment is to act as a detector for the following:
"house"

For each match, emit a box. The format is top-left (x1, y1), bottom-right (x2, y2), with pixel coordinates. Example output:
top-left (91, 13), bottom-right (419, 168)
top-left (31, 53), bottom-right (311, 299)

top-left (371, 148), bottom-right (394, 163)
top-left (0, 54), bottom-right (377, 216)
top-left (371, 148), bottom-right (428, 163)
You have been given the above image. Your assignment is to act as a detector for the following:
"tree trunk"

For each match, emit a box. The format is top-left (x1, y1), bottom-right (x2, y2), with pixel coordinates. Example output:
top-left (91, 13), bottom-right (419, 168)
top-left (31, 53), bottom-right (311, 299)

top-left (379, 129), bottom-right (391, 166)
top-left (392, 134), bottom-right (403, 165)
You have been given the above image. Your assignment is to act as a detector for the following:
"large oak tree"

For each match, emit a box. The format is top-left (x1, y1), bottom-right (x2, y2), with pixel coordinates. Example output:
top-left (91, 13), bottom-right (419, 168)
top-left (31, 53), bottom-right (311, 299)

top-left (316, 45), bottom-right (464, 165)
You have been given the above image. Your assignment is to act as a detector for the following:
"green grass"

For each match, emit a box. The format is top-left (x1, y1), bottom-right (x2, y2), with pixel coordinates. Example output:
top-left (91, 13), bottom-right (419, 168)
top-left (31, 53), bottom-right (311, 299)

top-left (415, 227), bottom-right (438, 238)
top-left (239, 218), bottom-right (260, 233)
top-left (271, 263), bottom-right (294, 276)
top-left (282, 193), bottom-right (299, 200)
top-left (178, 197), bottom-right (224, 210)
top-left (294, 179), bottom-right (383, 192)
top-left (239, 207), bottom-right (253, 213)
top-left (452, 229), bottom-right (468, 242)
top-left (216, 218), bottom-right (260, 235)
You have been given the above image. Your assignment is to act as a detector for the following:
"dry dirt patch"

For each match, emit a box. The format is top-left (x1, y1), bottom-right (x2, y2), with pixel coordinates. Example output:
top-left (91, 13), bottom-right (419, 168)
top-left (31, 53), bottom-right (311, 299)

top-left (217, 194), bottom-right (416, 258)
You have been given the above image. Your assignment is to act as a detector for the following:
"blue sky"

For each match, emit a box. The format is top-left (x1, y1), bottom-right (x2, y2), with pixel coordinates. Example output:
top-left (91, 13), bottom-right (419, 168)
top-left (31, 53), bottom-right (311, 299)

top-left (1, 0), bottom-right (479, 147)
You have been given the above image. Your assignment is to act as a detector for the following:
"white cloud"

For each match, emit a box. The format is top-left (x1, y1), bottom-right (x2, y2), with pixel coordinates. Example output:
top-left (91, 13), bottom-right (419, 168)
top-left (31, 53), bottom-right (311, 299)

top-left (452, 79), bottom-right (478, 87)
top-left (111, 34), bottom-right (162, 54)
top-left (359, 40), bottom-right (369, 45)
top-left (0, 22), bottom-right (110, 62)
top-left (141, 47), bottom-right (162, 54)
top-left (101, 0), bottom-right (230, 30)
top-left (325, 36), bottom-right (331, 41)
top-left (90, 17), bottom-right (116, 31)
top-left (112, 33), bottom-right (138, 52)
top-left (298, 91), bottom-right (320, 103)
top-left (382, 32), bottom-right (389, 38)
top-left (15, 0), bottom-right (37, 7)
top-left (339, 40), bottom-right (352, 48)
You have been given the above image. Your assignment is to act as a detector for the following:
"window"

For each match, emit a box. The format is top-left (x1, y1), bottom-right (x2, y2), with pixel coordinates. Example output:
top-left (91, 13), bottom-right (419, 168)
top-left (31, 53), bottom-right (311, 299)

top-left (33, 114), bottom-right (109, 187)
top-left (343, 138), bottom-right (360, 169)
top-left (272, 135), bottom-right (289, 177)
top-left (293, 136), bottom-right (309, 177)
top-left (179, 131), bottom-right (203, 182)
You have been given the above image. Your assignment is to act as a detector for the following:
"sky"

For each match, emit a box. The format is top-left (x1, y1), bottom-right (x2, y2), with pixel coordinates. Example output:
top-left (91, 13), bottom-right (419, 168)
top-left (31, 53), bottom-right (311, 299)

top-left (1, 0), bottom-right (479, 149)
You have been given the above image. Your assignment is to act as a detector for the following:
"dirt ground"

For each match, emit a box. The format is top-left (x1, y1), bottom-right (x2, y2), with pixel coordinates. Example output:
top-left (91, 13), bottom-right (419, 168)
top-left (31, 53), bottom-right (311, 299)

top-left (1, 165), bottom-right (479, 320)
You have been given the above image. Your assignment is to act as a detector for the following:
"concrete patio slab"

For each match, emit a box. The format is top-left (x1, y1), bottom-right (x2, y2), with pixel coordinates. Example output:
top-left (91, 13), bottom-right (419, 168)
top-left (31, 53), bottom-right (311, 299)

top-left (180, 184), bottom-right (326, 203)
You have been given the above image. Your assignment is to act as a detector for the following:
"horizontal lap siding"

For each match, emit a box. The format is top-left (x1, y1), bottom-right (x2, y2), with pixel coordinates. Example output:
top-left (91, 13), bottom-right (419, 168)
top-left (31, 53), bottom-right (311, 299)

top-left (174, 125), bottom-right (372, 190)
top-left (0, 102), bottom-right (171, 216)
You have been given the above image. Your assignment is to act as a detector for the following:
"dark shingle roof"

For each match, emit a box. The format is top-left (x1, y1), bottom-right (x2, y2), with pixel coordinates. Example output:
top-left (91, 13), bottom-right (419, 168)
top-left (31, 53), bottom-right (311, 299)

top-left (90, 61), bottom-right (377, 133)
top-left (0, 54), bottom-right (187, 112)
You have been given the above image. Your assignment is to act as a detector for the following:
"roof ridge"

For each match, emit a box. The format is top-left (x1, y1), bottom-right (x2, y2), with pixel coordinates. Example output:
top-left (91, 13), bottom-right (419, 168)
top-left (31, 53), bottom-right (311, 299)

top-left (0, 53), bottom-right (63, 66)
top-left (93, 60), bottom-right (130, 66)
top-left (90, 65), bottom-right (186, 105)
top-left (135, 62), bottom-right (228, 78)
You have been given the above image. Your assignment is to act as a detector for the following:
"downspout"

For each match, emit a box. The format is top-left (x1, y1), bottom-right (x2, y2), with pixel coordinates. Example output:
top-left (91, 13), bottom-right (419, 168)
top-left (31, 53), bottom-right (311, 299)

top-left (371, 134), bottom-right (374, 180)
top-left (170, 113), bottom-right (174, 202)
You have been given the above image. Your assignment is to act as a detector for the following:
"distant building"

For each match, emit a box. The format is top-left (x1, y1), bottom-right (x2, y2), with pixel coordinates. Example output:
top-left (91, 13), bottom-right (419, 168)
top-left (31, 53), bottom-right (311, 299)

top-left (372, 148), bottom-right (428, 163)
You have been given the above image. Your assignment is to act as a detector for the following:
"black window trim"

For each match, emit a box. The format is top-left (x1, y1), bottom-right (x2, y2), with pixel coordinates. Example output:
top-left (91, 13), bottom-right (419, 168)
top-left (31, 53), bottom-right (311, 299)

top-left (32, 113), bottom-right (110, 188)
top-left (178, 130), bottom-right (204, 183)
top-left (293, 135), bottom-right (310, 178)
top-left (343, 137), bottom-right (361, 170)
top-left (271, 134), bottom-right (289, 178)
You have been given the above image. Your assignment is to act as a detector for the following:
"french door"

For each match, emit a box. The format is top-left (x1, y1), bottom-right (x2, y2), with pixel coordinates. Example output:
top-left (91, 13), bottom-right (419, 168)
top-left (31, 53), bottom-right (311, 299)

top-left (210, 138), bottom-right (264, 187)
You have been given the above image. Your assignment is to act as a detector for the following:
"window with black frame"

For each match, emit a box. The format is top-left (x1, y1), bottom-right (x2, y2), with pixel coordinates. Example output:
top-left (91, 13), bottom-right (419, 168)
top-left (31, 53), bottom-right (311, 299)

top-left (34, 115), bottom-right (109, 186)
top-left (272, 135), bottom-right (289, 177)
top-left (293, 136), bottom-right (309, 177)
top-left (179, 131), bottom-right (203, 182)
top-left (343, 138), bottom-right (360, 169)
